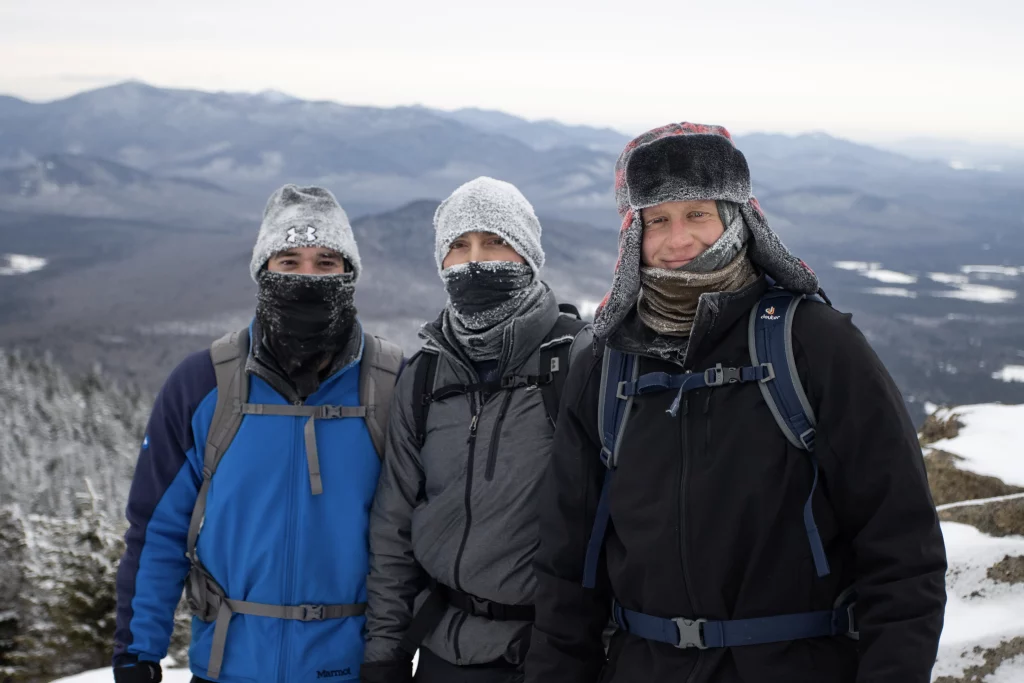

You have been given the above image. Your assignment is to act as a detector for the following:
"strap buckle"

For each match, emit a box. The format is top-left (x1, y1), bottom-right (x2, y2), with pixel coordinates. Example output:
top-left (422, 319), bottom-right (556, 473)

top-left (616, 381), bottom-right (629, 400)
top-left (672, 617), bottom-right (708, 649)
top-left (299, 604), bottom-right (325, 621)
top-left (501, 376), bottom-right (530, 390)
top-left (320, 406), bottom-right (343, 419)
top-left (759, 362), bottom-right (776, 383)
top-left (703, 364), bottom-right (740, 387)
top-left (799, 428), bottom-right (816, 450)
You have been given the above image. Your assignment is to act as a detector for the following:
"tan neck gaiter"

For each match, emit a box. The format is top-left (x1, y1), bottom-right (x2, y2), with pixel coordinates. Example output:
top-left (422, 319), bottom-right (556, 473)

top-left (637, 247), bottom-right (758, 337)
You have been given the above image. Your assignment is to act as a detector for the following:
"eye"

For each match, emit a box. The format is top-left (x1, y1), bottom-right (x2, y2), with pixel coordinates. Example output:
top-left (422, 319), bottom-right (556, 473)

top-left (644, 216), bottom-right (667, 227)
top-left (487, 237), bottom-right (509, 247)
top-left (450, 240), bottom-right (468, 250)
top-left (689, 211), bottom-right (712, 219)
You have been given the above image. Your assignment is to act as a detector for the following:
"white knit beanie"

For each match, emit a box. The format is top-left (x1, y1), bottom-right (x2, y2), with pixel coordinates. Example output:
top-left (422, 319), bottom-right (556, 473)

top-left (250, 184), bottom-right (362, 282)
top-left (433, 177), bottom-right (545, 276)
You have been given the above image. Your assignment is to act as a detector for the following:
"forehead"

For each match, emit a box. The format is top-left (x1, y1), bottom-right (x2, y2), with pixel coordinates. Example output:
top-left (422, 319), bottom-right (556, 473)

top-left (271, 246), bottom-right (343, 259)
top-left (453, 230), bottom-right (501, 240)
top-left (642, 200), bottom-right (718, 214)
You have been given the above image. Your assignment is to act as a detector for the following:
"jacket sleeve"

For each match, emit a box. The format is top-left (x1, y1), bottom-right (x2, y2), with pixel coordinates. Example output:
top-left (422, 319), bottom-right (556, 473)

top-left (114, 351), bottom-right (212, 666)
top-left (525, 344), bottom-right (610, 683)
top-left (363, 356), bottom-right (429, 663)
top-left (800, 306), bottom-right (947, 683)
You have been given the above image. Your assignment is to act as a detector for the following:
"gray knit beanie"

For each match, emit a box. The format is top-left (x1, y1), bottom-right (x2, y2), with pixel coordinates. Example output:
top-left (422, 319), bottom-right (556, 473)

top-left (433, 177), bottom-right (545, 276)
top-left (250, 184), bottom-right (362, 282)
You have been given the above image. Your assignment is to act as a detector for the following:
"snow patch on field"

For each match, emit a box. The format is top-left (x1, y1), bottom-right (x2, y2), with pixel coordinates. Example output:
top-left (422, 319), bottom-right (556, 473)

top-left (866, 287), bottom-right (917, 298)
top-left (933, 522), bottom-right (1024, 680)
top-left (930, 404), bottom-right (1024, 487)
top-left (0, 253), bottom-right (47, 275)
top-left (933, 283), bottom-right (1017, 304)
top-left (993, 366), bottom-right (1024, 383)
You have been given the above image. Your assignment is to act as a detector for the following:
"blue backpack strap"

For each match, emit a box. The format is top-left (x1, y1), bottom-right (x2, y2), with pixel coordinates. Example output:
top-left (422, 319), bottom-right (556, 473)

top-left (612, 599), bottom-right (855, 650)
top-left (749, 289), bottom-right (830, 578)
top-left (582, 347), bottom-right (638, 589)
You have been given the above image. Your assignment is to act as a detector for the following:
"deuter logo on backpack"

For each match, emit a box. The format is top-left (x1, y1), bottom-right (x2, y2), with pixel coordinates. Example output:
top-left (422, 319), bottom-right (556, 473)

top-left (316, 667), bottom-right (351, 679)
top-left (761, 305), bottom-right (781, 321)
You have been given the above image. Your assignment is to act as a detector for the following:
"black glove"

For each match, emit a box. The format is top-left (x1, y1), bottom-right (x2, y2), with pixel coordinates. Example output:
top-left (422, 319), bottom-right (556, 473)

top-left (113, 660), bottom-right (162, 683)
top-left (360, 659), bottom-right (413, 683)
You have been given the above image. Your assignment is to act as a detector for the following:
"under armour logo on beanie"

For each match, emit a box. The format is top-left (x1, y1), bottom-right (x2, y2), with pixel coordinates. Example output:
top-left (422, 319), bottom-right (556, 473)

top-left (287, 226), bottom-right (317, 243)
top-left (250, 185), bottom-right (362, 282)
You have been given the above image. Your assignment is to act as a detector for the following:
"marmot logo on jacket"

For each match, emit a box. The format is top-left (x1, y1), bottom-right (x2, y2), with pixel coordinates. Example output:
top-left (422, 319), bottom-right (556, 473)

top-left (316, 667), bottom-right (351, 678)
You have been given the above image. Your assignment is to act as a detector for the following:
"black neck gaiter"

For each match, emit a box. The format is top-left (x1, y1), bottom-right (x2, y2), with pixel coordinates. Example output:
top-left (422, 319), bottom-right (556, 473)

top-left (255, 270), bottom-right (357, 397)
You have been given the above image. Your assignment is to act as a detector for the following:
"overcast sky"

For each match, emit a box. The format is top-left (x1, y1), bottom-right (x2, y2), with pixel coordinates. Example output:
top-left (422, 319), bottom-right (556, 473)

top-left (1, 0), bottom-right (1021, 145)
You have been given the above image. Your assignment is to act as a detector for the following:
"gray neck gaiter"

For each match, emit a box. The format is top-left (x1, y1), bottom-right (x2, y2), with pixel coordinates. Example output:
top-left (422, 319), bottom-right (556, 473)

top-left (441, 261), bottom-right (546, 361)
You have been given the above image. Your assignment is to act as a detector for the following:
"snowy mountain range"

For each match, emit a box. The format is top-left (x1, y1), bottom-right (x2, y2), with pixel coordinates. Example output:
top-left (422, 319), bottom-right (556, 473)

top-left (1, 81), bottom-right (1024, 418)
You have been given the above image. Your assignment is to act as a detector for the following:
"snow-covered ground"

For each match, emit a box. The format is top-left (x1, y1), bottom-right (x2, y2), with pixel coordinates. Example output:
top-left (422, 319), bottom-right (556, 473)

top-left (934, 522), bottom-right (1024, 680)
top-left (833, 261), bottom-right (1020, 303)
top-left (0, 253), bottom-right (47, 275)
top-left (934, 283), bottom-right (1017, 304)
top-left (993, 366), bottom-right (1024, 384)
top-left (53, 661), bottom-right (190, 682)
top-left (930, 404), bottom-right (1024, 487)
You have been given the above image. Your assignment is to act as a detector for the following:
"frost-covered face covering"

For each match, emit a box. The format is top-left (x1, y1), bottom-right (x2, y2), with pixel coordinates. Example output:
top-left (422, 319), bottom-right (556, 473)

top-left (433, 176), bottom-right (549, 362)
top-left (441, 261), bottom-right (545, 361)
top-left (593, 122), bottom-right (820, 339)
top-left (255, 270), bottom-right (356, 396)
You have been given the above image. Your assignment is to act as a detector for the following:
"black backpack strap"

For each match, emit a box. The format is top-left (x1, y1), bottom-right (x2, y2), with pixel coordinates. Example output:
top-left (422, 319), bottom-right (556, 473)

top-left (410, 350), bottom-right (439, 448)
top-left (537, 313), bottom-right (589, 427)
top-left (749, 288), bottom-right (829, 578)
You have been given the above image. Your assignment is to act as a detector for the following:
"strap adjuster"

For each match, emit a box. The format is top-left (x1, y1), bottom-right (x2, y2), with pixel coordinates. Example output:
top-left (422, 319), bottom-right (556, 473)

top-left (673, 617), bottom-right (708, 649)
top-left (759, 362), bottom-right (776, 383)
top-left (703, 364), bottom-right (741, 387)
top-left (299, 604), bottom-right (325, 621)
top-left (616, 381), bottom-right (628, 400)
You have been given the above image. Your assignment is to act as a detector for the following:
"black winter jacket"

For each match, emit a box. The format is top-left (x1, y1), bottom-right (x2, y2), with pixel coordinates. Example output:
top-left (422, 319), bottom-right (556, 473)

top-left (525, 279), bottom-right (947, 683)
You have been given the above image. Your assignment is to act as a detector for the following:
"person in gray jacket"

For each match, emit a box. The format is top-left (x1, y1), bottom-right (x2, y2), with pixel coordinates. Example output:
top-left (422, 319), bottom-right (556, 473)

top-left (361, 176), bottom-right (591, 683)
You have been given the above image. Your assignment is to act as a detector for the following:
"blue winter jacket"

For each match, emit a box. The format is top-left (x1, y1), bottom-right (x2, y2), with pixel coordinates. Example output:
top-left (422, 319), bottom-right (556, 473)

top-left (114, 326), bottom-right (380, 682)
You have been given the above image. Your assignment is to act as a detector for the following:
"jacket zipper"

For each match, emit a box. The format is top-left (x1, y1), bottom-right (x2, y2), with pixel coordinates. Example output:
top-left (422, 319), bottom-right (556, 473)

top-left (484, 391), bottom-right (514, 481)
top-left (452, 395), bottom-right (481, 665)
top-left (452, 611), bottom-right (469, 664)
top-left (679, 394), bottom-right (704, 682)
top-left (277, 399), bottom-right (302, 683)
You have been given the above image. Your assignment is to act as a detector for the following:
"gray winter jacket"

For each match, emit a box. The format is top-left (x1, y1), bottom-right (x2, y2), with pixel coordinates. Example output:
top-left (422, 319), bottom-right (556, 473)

top-left (364, 287), bottom-right (592, 667)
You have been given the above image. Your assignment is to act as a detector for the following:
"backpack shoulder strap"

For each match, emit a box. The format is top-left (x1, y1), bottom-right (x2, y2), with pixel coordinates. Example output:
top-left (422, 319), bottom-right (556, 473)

top-left (583, 344), bottom-right (638, 589)
top-left (359, 334), bottom-right (404, 459)
top-left (748, 289), bottom-right (817, 451)
top-left (410, 349), bottom-right (439, 448)
top-left (748, 289), bottom-right (831, 578)
top-left (537, 314), bottom-right (590, 427)
top-left (187, 326), bottom-right (250, 561)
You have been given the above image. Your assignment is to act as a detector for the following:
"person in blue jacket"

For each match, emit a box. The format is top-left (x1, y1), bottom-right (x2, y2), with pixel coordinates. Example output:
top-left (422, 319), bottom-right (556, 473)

top-left (113, 185), bottom-right (402, 683)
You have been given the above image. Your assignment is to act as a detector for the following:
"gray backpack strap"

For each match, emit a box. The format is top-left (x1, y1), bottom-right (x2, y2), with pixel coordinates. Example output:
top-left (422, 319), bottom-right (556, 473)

top-left (241, 403), bottom-right (367, 495)
top-left (359, 334), bottom-right (404, 459)
top-left (187, 328), bottom-right (250, 565)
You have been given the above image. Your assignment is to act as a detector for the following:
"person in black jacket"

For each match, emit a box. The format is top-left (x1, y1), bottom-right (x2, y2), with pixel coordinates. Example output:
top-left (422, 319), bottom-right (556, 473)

top-left (524, 122), bottom-right (947, 683)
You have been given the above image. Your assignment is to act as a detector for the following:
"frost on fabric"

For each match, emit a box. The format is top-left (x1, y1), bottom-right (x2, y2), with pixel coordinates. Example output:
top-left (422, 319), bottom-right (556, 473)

top-left (440, 261), bottom-right (547, 361)
top-left (433, 176), bottom-right (545, 276)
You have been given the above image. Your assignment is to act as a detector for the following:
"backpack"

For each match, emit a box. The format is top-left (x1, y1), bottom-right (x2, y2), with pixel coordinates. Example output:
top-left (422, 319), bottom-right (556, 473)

top-left (584, 289), bottom-right (857, 651)
top-left (184, 326), bottom-right (403, 679)
top-left (409, 303), bottom-right (588, 446)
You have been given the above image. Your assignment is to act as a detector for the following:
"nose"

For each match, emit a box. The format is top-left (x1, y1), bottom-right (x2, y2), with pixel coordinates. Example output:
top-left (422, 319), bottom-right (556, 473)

top-left (467, 241), bottom-right (484, 263)
top-left (666, 218), bottom-right (696, 248)
top-left (296, 260), bottom-right (319, 275)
